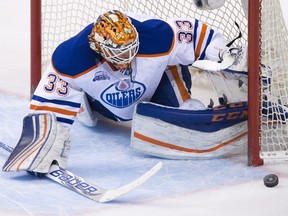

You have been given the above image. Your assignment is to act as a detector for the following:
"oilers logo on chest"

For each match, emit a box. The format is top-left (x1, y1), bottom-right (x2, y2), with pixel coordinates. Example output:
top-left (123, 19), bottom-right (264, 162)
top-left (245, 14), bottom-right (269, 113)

top-left (101, 80), bottom-right (146, 108)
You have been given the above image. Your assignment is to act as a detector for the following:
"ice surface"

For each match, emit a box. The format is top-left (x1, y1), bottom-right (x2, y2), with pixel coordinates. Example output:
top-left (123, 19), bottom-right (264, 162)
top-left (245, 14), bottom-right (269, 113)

top-left (1, 94), bottom-right (288, 216)
top-left (1, 1), bottom-right (288, 216)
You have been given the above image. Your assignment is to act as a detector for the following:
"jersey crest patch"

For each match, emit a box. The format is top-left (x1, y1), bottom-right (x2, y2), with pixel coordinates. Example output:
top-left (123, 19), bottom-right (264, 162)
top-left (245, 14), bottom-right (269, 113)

top-left (93, 71), bottom-right (111, 81)
top-left (101, 81), bottom-right (146, 108)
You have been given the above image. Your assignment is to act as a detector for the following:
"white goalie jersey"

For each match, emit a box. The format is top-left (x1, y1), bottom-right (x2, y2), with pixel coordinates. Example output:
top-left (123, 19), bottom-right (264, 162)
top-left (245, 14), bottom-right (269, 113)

top-left (28, 11), bottom-right (248, 160)
top-left (30, 12), bottom-right (229, 130)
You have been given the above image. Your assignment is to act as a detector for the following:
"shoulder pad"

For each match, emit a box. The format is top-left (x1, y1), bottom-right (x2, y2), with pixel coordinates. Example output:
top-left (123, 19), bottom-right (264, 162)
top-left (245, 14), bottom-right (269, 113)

top-left (52, 23), bottom-right (102, 77)
top-left (130, 18), bottom-right (174, 56)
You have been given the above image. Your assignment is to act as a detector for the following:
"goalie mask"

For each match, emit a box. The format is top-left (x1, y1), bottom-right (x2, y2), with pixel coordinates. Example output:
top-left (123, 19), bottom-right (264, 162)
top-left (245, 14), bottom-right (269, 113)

top-left (89, 10), bottom-right (139, 68)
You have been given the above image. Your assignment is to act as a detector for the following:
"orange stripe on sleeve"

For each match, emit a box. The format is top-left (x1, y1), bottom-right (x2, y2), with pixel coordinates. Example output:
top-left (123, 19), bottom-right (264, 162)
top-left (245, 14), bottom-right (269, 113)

top-left (30, 104), bottom-right (78, 116)
top-left (195, 24), bottom-right (208, 60)
top-left (169, 66), bottom-right (191, 102)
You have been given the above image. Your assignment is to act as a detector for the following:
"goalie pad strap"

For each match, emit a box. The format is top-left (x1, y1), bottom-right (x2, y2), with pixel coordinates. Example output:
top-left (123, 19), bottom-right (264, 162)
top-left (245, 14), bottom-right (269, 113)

top-left (133, 130), bottom-right (247, 154)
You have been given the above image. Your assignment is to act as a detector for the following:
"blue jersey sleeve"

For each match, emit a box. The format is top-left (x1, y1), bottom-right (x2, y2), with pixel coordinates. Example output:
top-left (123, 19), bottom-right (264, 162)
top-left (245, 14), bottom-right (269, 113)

top-left (130, 18), bottom-right (174, 56)
top-left (52, 23), bottom-right (103, 77)
top-left (52, 17), bottom-right (175, 76)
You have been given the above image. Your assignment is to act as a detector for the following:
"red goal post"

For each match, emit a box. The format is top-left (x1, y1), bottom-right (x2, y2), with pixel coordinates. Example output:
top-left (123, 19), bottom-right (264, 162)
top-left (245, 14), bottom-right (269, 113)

top-left (30, 0), bottom-right (42, 98)
top-left (248, 0), bottom-right (288, 166)
top-left (30, 0), bottom-right (288, 166)
top-left (247, 0), bottom-right (262, 166)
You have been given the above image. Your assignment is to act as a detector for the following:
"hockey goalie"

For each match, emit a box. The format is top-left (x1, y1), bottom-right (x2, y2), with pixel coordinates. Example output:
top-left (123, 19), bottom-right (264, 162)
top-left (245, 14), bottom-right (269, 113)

top-left (2, 8), bottom-right (249, 178)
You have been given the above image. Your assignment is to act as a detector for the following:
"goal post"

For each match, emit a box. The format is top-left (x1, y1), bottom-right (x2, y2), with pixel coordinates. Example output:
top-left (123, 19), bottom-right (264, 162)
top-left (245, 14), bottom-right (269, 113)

top-left (30, 0), bottom-right (288, 166)
top-left (248, 0), bottom-right (288, 166)
top-left (247, 0), bottom-right (262, 166)
top-left (30, 0), bottom-right (42, 98)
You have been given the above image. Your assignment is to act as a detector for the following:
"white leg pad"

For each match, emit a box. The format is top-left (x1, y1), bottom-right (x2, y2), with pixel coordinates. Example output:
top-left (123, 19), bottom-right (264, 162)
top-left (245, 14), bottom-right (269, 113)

top-left (131, 102), bottom-right (248, 159)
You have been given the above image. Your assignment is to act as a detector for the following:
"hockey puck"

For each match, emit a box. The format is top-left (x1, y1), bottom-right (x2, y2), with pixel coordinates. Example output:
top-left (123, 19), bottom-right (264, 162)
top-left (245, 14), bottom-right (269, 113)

top-left (263, 174), bottom-right (279, 187)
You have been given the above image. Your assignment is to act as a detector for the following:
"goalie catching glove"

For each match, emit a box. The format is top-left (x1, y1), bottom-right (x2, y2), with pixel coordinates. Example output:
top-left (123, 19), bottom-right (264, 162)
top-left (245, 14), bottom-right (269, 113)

top-left (192, 46), bottom-right (248, 74)
top-left (2, 113), bottom-right (71, 174)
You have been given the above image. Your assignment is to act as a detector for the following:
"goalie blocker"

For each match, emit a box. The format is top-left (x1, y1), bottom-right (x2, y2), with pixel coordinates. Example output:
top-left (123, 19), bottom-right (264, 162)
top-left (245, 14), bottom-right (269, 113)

top-left (131, 101), bottom-right (248, 159)
top-left (2, 113), bottom-right (71, 173)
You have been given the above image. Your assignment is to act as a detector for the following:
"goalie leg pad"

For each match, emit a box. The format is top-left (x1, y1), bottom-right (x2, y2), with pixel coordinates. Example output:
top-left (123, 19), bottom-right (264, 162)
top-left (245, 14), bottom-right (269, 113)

top-left (131, 102), bottom-right (248, 159)
top-left (2, 113), bottom-right (71, 173)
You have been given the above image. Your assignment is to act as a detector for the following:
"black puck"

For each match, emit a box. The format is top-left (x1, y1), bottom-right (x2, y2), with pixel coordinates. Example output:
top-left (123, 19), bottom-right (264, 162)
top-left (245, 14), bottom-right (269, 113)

top-left (263, 174), bottom-right (279, 187)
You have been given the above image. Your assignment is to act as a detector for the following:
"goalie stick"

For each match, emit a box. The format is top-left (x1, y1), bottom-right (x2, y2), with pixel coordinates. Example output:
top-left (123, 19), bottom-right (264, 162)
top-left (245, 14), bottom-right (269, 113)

top-left (0, 141), bottom-right (162, 202)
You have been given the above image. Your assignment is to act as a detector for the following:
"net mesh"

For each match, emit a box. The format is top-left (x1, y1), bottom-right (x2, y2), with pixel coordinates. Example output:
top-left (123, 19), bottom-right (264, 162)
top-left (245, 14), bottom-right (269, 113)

top-left (259, 0), bottom-right (288, 162)
top-left (41, 0), bottom-right (247, 68)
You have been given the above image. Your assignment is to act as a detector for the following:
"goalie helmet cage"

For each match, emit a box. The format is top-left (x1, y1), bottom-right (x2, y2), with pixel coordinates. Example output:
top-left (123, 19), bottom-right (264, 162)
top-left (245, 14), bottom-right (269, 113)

top-left (30, 0), bottom-right (288, 166)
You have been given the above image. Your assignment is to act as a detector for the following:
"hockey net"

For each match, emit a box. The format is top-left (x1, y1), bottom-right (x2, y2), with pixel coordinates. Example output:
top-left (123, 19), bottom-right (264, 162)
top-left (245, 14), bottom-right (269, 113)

top-left (31, 0), bottom-right (288, 166)
top-left (248, 0), bottom-right (288, 165)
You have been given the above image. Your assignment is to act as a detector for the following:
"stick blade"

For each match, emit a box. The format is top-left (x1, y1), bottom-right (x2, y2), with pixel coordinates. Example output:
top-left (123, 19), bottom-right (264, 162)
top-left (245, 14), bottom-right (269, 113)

top-left (46, 164), bottom-right (108, 201)
top-left (1, 141), bottom-right (163, 202)
top-left (98, 161), bottom-right (163, 202)
top-left (46, 162), bottom-right (163, 203)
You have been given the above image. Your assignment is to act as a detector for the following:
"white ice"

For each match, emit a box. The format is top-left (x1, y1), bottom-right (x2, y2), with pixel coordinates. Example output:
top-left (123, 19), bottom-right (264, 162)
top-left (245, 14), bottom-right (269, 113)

top-left (1, 1), bottom-right (288, 216)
